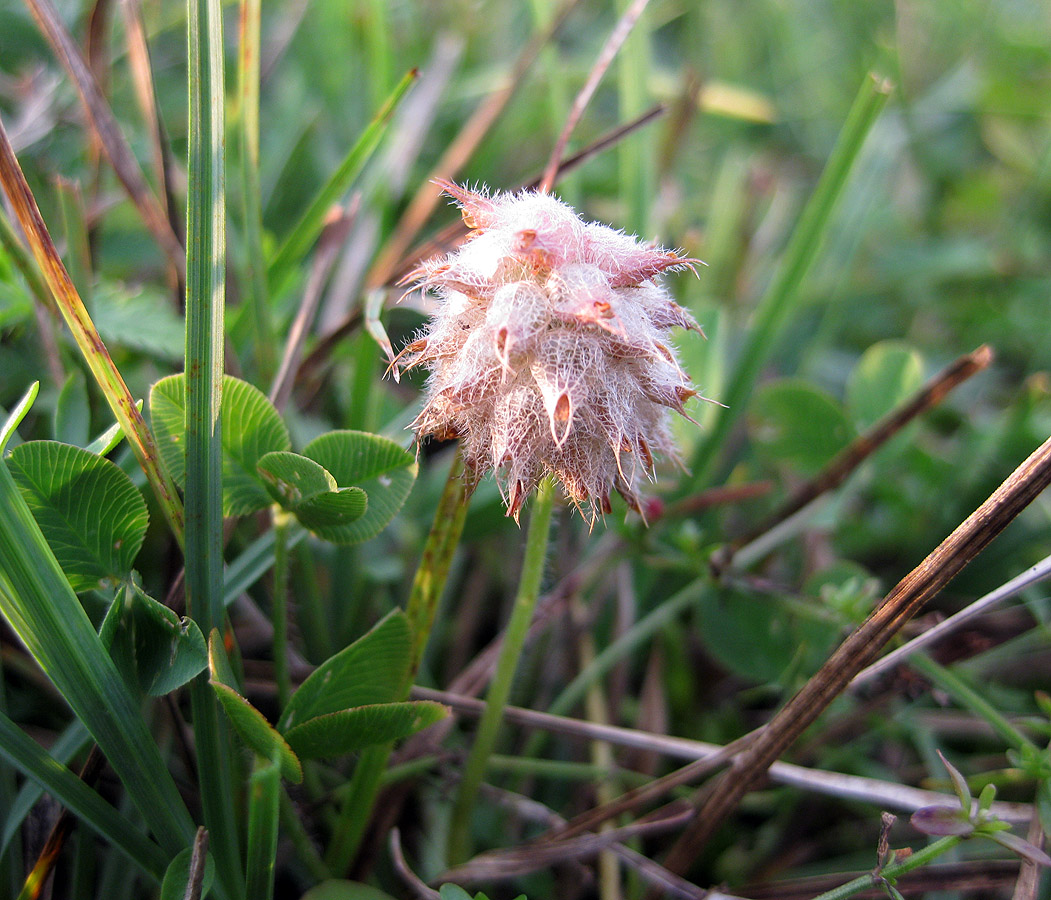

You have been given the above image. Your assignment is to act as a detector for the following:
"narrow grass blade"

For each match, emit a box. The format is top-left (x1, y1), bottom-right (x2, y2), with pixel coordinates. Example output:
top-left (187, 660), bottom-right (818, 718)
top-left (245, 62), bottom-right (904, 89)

top-left (0, 460), bottom-right (194, 857)
top-left (0, 115), bottom-right (185, 545)
top-left (186, 1), bottom-right (242, 898)
top-left (267, 69), bottom-right (418, 293)
top-left (0, 382), bottom-right (38, 452)
top-left (23, 0), bottom-right (185, 276)
top-left (0, 712), bottom-right (167, 881)
top-left (238, 0), bottom-right (275, 379)
top-left (245, 757), bottom-right (281, 900)
top-left (687, 74), bottom-right (892, 490)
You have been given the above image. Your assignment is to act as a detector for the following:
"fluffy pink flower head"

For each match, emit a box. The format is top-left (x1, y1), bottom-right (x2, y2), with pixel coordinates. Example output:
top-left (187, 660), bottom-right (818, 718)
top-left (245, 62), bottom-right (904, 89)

top-left (396, 180), bottom-right (709, 523)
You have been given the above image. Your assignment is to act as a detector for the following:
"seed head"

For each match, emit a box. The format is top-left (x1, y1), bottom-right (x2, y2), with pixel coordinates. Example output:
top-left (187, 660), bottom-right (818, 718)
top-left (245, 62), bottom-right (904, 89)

top-left (397, 181), bottom-right (710, 523)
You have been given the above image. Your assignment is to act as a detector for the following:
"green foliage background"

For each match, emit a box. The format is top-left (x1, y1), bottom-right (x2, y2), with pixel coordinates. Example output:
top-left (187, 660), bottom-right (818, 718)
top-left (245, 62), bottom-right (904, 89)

top-left (1, 1), bottom-right (1050, 898)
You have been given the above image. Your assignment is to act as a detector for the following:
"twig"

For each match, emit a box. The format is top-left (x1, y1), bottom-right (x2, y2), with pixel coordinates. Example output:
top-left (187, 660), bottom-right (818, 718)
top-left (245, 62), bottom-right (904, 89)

top-left (185, 827), bottom-right (210, 900)
top-left (1011, 816), bottom-right (1046, 900)
top-left (712, 345), bottom-right (994, 573)
top-left (539, 0), bottom-right (652, 193)
top-left (853, 551), bottom-right (1051, 687)
top-left (412, 686), bottom-right (1031, 825)
top-left (389, 828), bottom-right (440, 900)
top-left (657, 431), bottom-right (1051, 881)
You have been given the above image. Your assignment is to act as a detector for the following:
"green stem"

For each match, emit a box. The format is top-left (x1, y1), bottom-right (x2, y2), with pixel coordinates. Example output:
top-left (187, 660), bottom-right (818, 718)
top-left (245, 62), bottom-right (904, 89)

top-left (186, 0), bottom-right (242, 897)
top-left (910, 654), bottom-right (1036, 753)
top-left (271, 509), bottom-right (292, 710)
top-left (688, 73), bottom-right (892, 490)
top-left (447, 478), bottom-right (557, 865)
top-left (810, 836), bottom-right (961, 900)
top-left (325, 449), bottom-right (469, 873)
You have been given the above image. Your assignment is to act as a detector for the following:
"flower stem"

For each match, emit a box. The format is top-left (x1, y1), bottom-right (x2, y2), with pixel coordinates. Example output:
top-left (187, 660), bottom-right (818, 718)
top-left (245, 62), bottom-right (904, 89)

top-left (324, 449), bottom-right (469, 873)
top-left (447, 478), bottom-right (557, 865)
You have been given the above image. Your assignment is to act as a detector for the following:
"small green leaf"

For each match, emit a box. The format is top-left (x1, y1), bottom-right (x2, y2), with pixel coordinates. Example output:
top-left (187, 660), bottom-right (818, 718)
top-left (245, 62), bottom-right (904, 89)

top-left (7, 441), bottom-right (148, 591)
top-left (151, 374), bottom-right (291, 515)
top-left (293, 488), bottom-right (368, 539)
top-left (302, 430), bottom-right (416, 544)
top-left (749, 379), bottom-right (855, 476)
top-left (54, 369), bottom-right (89, 447)
top-left (284, 701), bottom-right (447, 759)
top-left (257, 451), bottom-right (336, 507)
top-left (279, 611), bottom-right (411, 732)
top-left (0, 381), bottom-right (38, 452)
top-left (938, 749), bottom-right (973, 812)
top-left (847, 341), bottom-right (924, 430)
top-left (300, 881), bottom-right (399, 900)
top-left (107, 584), bottom-right (207, 696)
top-left (159, 843), bottom-right (215, 900)
top-left (208, 632), bottom-right (303, 783)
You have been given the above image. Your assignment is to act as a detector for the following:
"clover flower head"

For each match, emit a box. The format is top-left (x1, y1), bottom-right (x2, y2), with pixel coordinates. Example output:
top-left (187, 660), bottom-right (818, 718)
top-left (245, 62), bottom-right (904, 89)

top-left (396, 180), bottom-right (711, 523)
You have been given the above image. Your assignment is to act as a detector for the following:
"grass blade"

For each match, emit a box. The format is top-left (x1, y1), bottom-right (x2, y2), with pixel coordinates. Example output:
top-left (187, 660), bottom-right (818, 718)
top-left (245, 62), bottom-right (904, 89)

top-left (0, 459), bottom-right (194, 858)
top-left (0, 711), bottom-right (167, 882)
top-left (23, 0), bottom-right (185, 277)
top-left (687, 73), bottom-right (892, 490)
top-left (0, 115), bottom-right (186, 545)
top-left (238, 0), bottom-right (275, 380)
top-left (266, 68), bottom-right (418, 293)
top-left (244, 757), bottom-right (281, 900)
top-left (186, 0), bottom-right (243, 898)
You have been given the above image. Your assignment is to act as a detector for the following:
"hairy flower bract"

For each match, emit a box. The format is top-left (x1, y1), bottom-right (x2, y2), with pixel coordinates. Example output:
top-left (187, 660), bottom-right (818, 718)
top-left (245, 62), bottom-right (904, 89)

top-left (396, 180), bottom-right (709, 522)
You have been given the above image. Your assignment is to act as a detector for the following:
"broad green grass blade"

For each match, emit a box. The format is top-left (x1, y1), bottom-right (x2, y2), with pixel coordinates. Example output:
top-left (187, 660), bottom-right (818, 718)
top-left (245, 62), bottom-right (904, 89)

top-left (0, 711), bottom-right (168, 882)
top-left (0, 460), bottom-right (194, 858)
top-left (266, 69), bottom-right (418, 293)
top-left (186, 1), bottom-right (242, 898)
top-left (687, 74), bottom-right (892, 490)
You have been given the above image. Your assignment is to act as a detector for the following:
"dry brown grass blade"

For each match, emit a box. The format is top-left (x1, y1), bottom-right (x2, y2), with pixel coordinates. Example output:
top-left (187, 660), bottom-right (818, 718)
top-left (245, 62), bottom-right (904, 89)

top-left (0, 111), bottom-right (185, 543)
top-left (269, 203), bottom-right (356, 411)
top-left (24, 0), bottom-right (185, 277)
top-left (539, 0), bottom-right (652, 193)
top-left (657, 430), bottom-right (1051, 881)
top-left (121, 0), bottom-right (183, 263)
top-left (438, 802), bottom-right (694, 884)
top-left (365, 0), bottom-right (580, 290)
top-left (712, 344), bottom-right (995, 573)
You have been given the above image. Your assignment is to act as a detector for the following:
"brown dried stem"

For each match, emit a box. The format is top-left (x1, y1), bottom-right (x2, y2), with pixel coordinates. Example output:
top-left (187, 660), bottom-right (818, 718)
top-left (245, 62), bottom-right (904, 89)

top-left (657, 429), bottom-right (1051, 880)
top-left (539, 0), bottom-right (652, 193)
top-left (712, 344), bottom-right (994, 573)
